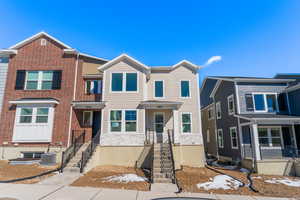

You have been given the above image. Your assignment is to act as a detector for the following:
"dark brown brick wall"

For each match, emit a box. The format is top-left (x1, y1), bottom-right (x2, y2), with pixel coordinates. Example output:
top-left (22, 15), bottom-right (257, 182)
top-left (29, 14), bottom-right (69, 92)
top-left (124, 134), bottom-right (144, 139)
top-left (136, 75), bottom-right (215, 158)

top-left (0, 36), bottom-right (76, 147)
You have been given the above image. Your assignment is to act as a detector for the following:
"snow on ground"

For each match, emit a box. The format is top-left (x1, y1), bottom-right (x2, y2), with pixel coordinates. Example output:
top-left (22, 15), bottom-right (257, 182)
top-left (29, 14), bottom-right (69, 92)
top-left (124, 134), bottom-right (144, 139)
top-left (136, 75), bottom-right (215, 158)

top-left (102, 174), bottom-right (148, 183)
top-left (265, 178), bottom-right (300, 187)
top-left (197, 175), bottom-right (242, 190)
top-left (252, 176), bottom-right (262, 179)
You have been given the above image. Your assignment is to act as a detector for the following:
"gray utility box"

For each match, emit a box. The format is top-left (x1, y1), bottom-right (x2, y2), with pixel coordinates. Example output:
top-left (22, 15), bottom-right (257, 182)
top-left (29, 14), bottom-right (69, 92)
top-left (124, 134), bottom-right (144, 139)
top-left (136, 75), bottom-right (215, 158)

top-left (40, 153), bottom-right (57, 166)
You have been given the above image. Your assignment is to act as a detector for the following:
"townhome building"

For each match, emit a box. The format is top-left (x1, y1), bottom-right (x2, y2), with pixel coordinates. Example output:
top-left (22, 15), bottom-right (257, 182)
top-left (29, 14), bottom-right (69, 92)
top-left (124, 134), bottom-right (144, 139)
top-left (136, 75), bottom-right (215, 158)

top-left (201, 76), bottom-right (300, 175)
top-left (0, 32), bottom-right (205, 181)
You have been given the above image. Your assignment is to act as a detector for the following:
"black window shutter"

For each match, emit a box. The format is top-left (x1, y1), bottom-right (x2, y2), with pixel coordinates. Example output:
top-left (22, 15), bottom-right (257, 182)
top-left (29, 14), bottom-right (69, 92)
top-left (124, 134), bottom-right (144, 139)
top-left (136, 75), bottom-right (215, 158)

top-left (52, 70), bottom-right (62, 90)
top-left (15, 70), bottom-right (26, 90)
top-left (245, 94), bottom-right (254, 111)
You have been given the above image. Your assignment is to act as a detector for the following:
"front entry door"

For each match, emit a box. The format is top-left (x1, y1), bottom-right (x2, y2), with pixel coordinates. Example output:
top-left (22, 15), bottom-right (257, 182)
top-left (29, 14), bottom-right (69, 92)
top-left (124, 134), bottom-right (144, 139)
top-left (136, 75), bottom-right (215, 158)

top-left (154, 113), bottom-right (164, 143)
top-left (92, 111), bottom-right (101, 138)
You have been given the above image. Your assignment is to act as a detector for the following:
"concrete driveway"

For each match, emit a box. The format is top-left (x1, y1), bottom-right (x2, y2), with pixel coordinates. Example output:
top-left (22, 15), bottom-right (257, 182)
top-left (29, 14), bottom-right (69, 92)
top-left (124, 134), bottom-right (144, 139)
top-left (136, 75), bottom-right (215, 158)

top-left (0, 183), bottom-right (295, 200)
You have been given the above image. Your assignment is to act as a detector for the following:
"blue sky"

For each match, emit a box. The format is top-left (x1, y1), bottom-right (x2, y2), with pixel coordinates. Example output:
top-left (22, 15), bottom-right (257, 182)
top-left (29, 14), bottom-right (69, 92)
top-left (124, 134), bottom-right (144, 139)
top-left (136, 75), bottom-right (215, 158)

top-left (1, 0), bottom-right (300, 82)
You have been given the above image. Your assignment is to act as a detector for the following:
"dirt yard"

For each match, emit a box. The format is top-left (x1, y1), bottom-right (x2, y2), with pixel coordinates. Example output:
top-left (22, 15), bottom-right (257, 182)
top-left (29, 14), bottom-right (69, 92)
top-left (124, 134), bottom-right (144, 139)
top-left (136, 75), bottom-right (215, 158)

top-left (0, 160), bottom-right (57, 184)
top-left (71, 165), bottom-right (150, 191)
top-left (176, 166), bottom-right (300, 198)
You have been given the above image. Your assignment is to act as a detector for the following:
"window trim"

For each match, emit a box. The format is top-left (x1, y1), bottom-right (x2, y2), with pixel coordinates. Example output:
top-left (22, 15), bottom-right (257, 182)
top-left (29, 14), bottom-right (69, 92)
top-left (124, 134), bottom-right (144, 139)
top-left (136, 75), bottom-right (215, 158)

top-left (207, 129), bottom-right (210, 143)
top-left (181, 112), bottom-right (192, 134)
top-left (216, 102), bottom-right (221, 119)
top-left (24, 71), bottom-right (54, 90)
top-left (227, 94), bottom-right (235, 115)
top-left (83, 111), bottom-right (93, 127)
top-left (180, 80), bottom-right (191, 98)
top-left (110, 72), bottom-right (139, 93)
top-left (217, 129), bottom-right (224, 148)
top-left (125, 110), bottom-right (137, 132)
top-left (258, 126), bottom-right (283, 149)
top-left (230, 127), bottom-right (238, 149)
top-left (252, 92), bottom-right (279, 113)
top-left (208, 106), bottom-right (214, 120)
top-left (153, 80), bottom-right (165, 99)
top-left (109, 109), bottom-right (138, 133)
top-left (85, 79), bottom-right (102, 94)
top-left (17, 106), bottom-right (50, 125)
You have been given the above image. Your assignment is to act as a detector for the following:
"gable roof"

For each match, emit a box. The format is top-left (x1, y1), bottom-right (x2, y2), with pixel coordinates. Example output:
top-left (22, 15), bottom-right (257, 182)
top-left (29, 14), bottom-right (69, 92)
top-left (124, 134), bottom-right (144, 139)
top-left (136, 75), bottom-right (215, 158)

top-left (9, 31), bottom-right (72, 49)
top-left (207, 76), bottom-right (294, 83)
top-left (172, 60), bottom-right (201, 72)
top-left (98, 53), bottom-right (150, 73)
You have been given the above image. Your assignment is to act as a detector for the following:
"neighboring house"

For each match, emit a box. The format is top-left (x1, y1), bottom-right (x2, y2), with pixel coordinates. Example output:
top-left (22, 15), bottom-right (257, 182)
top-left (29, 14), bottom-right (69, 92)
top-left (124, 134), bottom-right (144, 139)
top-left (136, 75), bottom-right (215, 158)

top-left (0, 32), bottom-right (107, 161)
top-left (0, 32), bottom-right (205, 172)
top-left (0, 55), bottom-right (9, 117)
top-left (201, 76), bottom-right (300, 175)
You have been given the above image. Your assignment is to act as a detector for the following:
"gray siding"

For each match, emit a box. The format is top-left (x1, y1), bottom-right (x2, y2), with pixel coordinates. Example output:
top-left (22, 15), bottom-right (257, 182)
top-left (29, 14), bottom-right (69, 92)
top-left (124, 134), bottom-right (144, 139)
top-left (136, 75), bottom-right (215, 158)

top-left (288, 88), bottom-right (300, 116)
top-left (214, 81), bottom-right (241, 161)
top-left (0, 59), bottom-right (9, 116)
top-left (236, 83), bottom-right (287, 114)
top-left (200, 79), bottom-right (217, 108)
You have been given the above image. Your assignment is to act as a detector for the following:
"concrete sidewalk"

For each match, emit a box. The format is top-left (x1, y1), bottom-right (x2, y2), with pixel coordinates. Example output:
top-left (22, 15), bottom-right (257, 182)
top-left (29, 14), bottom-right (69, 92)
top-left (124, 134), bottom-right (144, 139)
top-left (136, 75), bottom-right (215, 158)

top-left (0, 183), bottom-right (296, 200)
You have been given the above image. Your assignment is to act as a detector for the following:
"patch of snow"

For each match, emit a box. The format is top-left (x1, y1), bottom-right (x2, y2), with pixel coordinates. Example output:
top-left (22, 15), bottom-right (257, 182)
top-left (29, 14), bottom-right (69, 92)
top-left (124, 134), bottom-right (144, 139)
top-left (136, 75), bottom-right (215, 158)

top-left (102, 174), bottom-right (147, 183)
top-left (265, 178), bottom-right (300, 187)
top-left (240, 168), bottom-right (250, 173)
top-left (197, 175), bottom-right (242, 190)
top-left (252, 176), bottom-right (262, 179)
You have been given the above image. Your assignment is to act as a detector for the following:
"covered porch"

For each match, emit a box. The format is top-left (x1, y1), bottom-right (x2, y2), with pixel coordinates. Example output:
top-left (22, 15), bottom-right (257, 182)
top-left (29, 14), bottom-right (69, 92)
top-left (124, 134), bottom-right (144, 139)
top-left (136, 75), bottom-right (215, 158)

top-left (239, 114), bottom-right (300, 161)
top-left (139, 100), bottom-right (183, 144)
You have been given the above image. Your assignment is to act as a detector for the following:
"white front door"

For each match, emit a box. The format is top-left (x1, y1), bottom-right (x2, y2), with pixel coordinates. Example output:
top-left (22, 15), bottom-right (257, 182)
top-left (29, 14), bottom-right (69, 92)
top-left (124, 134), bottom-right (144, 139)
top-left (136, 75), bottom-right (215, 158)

top-left (154, 112), bottom-right (164, 143)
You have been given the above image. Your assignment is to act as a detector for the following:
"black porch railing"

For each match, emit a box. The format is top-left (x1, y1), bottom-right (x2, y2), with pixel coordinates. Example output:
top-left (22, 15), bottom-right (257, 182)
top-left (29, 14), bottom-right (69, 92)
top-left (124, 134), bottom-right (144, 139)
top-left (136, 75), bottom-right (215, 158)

top-left (259, 145), bottom-right (300, 160)
top-left (167, 129), bottom-right (176, 184)
top-left (80, 130), bottom-right (101, 173)
top-left (60, 130), bottom-right (85, 172)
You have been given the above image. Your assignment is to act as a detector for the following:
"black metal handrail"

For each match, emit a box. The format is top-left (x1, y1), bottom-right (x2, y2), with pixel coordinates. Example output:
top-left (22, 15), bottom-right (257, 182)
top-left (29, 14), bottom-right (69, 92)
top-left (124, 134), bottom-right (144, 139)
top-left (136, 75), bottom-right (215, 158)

top-left (61, 130), bottom-right (85, 172)
top-left (80, 130), bottom-right (101, 173)
top-left (167, 129), bottom-right (176, 184)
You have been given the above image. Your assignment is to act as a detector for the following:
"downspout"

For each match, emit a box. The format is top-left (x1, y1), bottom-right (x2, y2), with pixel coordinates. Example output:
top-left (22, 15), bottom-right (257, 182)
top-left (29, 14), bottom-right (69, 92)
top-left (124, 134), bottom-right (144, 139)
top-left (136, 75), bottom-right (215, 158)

top-left (67, 52), bottom-right (79, 147)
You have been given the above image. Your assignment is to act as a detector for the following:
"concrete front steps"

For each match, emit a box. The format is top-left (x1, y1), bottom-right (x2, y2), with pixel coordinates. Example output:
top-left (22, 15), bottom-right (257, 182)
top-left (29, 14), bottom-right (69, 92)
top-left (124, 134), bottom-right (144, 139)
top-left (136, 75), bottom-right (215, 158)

top-left (152, 143), bottom-right (175, 184)
top-left (64, 142), bottom-right (90, 173)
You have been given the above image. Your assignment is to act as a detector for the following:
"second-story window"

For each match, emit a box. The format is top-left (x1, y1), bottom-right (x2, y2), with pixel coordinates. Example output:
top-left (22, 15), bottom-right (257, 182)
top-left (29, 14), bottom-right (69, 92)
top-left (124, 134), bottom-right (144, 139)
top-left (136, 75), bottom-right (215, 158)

top-left (154, 81), bottom-right (164, 98)
top-left (180, 80), bottom-right (190, 97)
top-left (25, 71), bottom-right (53, 90)
top-left (253, 93), bottom-right (278, 112)
top-left (216, 102), bottom-right (221, 119)
top-left (227, 94), bottom-right (235, 115)
top-left (208, 106), bottom-right (214, 120)
top-left (111, 72), bottom-right (137, 92)
top-left (85, 80), bottom-right (102, 94)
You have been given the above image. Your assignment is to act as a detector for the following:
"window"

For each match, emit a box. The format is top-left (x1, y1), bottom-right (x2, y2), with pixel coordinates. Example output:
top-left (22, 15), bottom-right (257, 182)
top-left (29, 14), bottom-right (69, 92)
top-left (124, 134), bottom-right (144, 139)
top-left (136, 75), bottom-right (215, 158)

top-left (85, 80), bottom-right (102, 94)
top-left (217, 129), bottom-right (224, 148)
top-left (0, 57), bottom-right (9, 63)
top-left (36, 108), bottom-right (49, 123)
top-left (230, 127), bottom-right (238, 149)
top-left (111, 72), bottom-right (138, 92)
top-left (125, 110), bottom-right (137, 132)
top-left (22, 152), bottom-right (44, 159)
top-left (208, 107), bottom-right (214, 120)
top-left (154, 81), bottom-right (164, 98)
top-left (207, 130), bottom-right (210, 143)
top-left (19, 108), bottom-right (33, 123)
top-left (180, 80), bottom-right (190, 97)
top-left (253, 93), bottom-right (278, 112)
top-left (181, 113), bottom-right (192, 133)
top-left (227, 95), bottom-right (235, 115)
top-left (111, 73), bottom-right (123, 91)
top-left (25, 71), bottom-right (53, 90)
top-left (83, 111), bottom-right (93, 126)
top-left (110, 110), bottom-right (122, 132)
top-left (216, 102), bottom-right (221, 119)
top-left (126, 73), bottom-right (137, 91)
top-left (245, 94), bottom-right (254, 111)
top-left (258, 127), bottom-right (282, 147)
top-left (41, 39), bottom-right (47, 46)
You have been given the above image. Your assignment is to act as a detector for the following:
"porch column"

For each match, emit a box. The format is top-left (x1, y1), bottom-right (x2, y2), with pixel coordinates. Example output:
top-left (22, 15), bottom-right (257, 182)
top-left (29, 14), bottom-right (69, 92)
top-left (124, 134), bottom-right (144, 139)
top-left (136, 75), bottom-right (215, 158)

top-left (251, 123), bottom-right (261, 161)
top-left (173, 110), bottom-right (180, 144)
top-left (292, 125), bottom-right (298, 156)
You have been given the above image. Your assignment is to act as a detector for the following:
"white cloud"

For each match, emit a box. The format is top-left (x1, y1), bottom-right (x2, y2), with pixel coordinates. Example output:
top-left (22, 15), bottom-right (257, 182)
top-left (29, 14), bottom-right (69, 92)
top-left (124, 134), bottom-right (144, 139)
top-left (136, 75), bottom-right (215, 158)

top-left (204, 56), bottom-right (222, 66)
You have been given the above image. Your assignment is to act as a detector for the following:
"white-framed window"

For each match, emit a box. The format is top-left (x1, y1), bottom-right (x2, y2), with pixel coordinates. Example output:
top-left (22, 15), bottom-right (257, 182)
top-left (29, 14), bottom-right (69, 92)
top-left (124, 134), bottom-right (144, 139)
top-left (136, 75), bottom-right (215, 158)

top-left (83, 111), bottom-right (93, 126)
top-left (258, 127), bottom-right (282, 148)
top-left (110, 110), bottom-right (137, 132)
top-left (216, 102), bottom-right (221, 119)
top-left (125, 110), bottom-right (137, 132)
top-left (208, 106), bottom-right (214, 120)
top-left (18, 107), bottom-right (49, 124)
top-left (25, 71), bottom-right (53, 90)
top-left (227, 94), bottom-right (235, 115)
top-left (154, 80), bottom-right (164, 98)
top-left (207, 129), bottom-right (210, 143)
top-left (41, 38), bottom-right (47, 46)
top-left (180, 80), bottom-right (191, 98)
top-left (217, 129), bottom-right (224, 148)
top-left (230, 127), bottom-right (238, 149)
top-left (181, 113), bottom-right (192, 133)
top-left (85, 80), bottom-right (102, 94)
top-left (111, 72), bottom-right (138, 92)
top-left (253, 93), bottom-right (278, 113)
